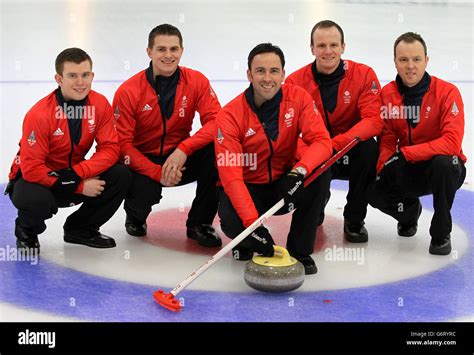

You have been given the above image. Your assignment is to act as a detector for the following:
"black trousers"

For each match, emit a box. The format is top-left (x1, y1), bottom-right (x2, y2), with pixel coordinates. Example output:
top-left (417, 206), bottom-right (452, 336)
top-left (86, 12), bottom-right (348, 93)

top-left (328, 138), bottom-right (379, 223)
top-left (124, 144), bottom-right (219, 227)
top-left (368, 155), bottom-right (466, 241)
top-left (9, 164), bottom-right (132, 235)
top-left (218, 170), bottom-right (331, 256)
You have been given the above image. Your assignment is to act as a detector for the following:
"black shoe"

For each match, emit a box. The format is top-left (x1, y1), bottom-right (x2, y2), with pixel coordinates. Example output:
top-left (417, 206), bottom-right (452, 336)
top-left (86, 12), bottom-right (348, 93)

top-left (398, 204), bottom-right (422, 237)
top-left (344, 220), bottom-right (368, 243)
top-left (125, 215), bottom-right (147, 237)
top-left (232, 246), bottom-right (254, 261)
top-left (64, 228), bottom-right (116, 248)
top-left (187, 225), bottom-right (222, 247)
top-left (429, 235), bottom-right (451, 255)
top-left (15, 221), bottom-right (40, 255)
top-left (288, 250), bottom-right (318, 275)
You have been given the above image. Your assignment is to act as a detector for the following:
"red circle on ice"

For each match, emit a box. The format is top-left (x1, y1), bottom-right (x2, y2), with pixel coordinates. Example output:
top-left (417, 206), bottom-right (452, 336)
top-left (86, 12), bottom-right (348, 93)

top-left (143, 207), bottom-right (345, 256)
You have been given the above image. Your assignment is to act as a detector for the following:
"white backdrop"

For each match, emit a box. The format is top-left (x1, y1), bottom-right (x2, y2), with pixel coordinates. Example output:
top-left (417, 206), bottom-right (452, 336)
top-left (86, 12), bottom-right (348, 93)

top-left (1, 0), bottom-right (472, 184)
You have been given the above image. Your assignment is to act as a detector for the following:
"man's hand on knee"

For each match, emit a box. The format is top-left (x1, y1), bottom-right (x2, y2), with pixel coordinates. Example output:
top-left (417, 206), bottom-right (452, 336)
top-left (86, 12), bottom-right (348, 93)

top-left (82, 177), bottom-right (106, 197)
top-left (162, 148), bottom-right (187, 182)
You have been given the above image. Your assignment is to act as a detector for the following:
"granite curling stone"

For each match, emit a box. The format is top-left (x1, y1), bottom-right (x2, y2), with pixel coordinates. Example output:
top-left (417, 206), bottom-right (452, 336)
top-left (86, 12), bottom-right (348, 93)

top-left (244, 245), bottom-right (305, 292)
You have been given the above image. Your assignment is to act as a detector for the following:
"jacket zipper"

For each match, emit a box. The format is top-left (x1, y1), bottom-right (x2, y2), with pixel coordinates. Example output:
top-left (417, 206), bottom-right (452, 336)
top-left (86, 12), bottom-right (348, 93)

top-left (401, 94), bottom-right (413, 145)
top-left (323, 106), bottom-right (333, 137)
top-left (406, 119), bottom-right (413, 145)
top-left (66, 98), bottom-right (88, 168)
top-left (317, 86), bottom-right (333, 137)
top-left (66, 109), bottom-right (75, 168)
top-left (68, 139), bottom-right (74, 167)
top-left (261, 122), bottom-right (274, 183)
top-left (157, 95), bottom-right (167, 156)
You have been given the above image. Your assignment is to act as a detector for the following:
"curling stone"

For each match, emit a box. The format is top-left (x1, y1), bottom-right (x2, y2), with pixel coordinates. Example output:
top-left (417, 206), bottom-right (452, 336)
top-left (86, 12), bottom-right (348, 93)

top-left (244, 245), bottom-right (305, 293)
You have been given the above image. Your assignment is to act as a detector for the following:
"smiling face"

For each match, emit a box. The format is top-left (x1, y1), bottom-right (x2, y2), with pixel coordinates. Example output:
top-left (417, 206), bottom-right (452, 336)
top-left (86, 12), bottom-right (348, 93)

top-left (311, 26), bottom-right (345, 74)
top-left (394, 40), bottom-right (429, 87)
top-left (147, 34), bottom-right (183, 77)
top-left (54, 60), bottom-right (94, 101)
top-left (247, 52), bottom-right (285, 108)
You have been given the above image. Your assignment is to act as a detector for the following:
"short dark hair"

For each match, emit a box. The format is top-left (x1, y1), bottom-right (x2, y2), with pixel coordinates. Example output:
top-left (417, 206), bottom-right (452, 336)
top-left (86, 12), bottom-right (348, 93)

top-left (55, 48), bottom-right (93, 75)
top-left (394, 32), bottom-right (427, 57)
top-left (310, 20), bottom-right (345, 46)
top-left (247, 43), bottom-right (285, 70)
top-left (148, 24), bottom-right (183, 49)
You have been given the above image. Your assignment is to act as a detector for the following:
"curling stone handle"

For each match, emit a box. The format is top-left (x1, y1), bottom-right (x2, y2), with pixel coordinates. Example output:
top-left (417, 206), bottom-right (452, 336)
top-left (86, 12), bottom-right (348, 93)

top-left (273, 245), bottom-right (293, 263)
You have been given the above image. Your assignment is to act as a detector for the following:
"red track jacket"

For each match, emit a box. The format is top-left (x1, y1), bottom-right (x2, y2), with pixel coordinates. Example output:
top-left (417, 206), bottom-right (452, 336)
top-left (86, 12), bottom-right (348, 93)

top-left (286, 60), bottom-right (383, 154)
top-left (215, 83), bottom-right (332, 227)
top-left (113, 66), bottom-right (221, 182)
top-left (377, 76), bottom-right (467, 173)
top-left (8, 89), bottom-right (120, 192)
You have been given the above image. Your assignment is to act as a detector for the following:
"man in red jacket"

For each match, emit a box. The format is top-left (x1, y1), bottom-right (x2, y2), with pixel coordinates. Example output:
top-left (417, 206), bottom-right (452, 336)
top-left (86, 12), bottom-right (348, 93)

top-left (6, 48), bottom-right (132, 254)
top-left (216, 43), bottom-right (332, 274)
top-left (113, 24), bottom-right (222, 247)
top-left (369, 32), bottom-right (466, 256)
top-left (286, 20), bottom-right (383, 243)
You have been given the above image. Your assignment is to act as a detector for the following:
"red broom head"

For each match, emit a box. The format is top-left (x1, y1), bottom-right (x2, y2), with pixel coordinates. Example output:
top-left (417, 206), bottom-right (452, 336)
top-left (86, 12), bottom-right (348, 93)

top-left (153, 290), bottom-right (182, 312)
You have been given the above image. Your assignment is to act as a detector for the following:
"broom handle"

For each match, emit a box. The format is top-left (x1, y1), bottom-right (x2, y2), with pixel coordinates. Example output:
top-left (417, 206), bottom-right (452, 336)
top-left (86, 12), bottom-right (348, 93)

top-left (170, 137), bottom-right (360, 297)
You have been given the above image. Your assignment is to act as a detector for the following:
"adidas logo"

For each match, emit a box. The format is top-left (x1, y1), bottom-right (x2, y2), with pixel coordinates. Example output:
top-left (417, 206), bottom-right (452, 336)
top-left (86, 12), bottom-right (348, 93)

top-left (245, 128), bottom-right (256, 137)
top-left (53, 128), bottom-right (64, 136)
top-left (142, 104), bottom-right (152, 111)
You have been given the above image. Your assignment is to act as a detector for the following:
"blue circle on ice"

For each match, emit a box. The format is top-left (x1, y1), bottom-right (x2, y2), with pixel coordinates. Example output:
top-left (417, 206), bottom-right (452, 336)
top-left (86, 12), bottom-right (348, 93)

top-left (0, 181), bottom-right (472, 321)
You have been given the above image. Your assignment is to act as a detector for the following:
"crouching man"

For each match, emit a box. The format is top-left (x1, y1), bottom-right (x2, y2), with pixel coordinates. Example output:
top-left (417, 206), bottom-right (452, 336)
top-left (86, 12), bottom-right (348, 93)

top-left (215, 43), bottom-right (332, 274)
top-left (368, 33), bottom-right (466, 255)
top-left (6, 48), bottom-right (131, 254)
